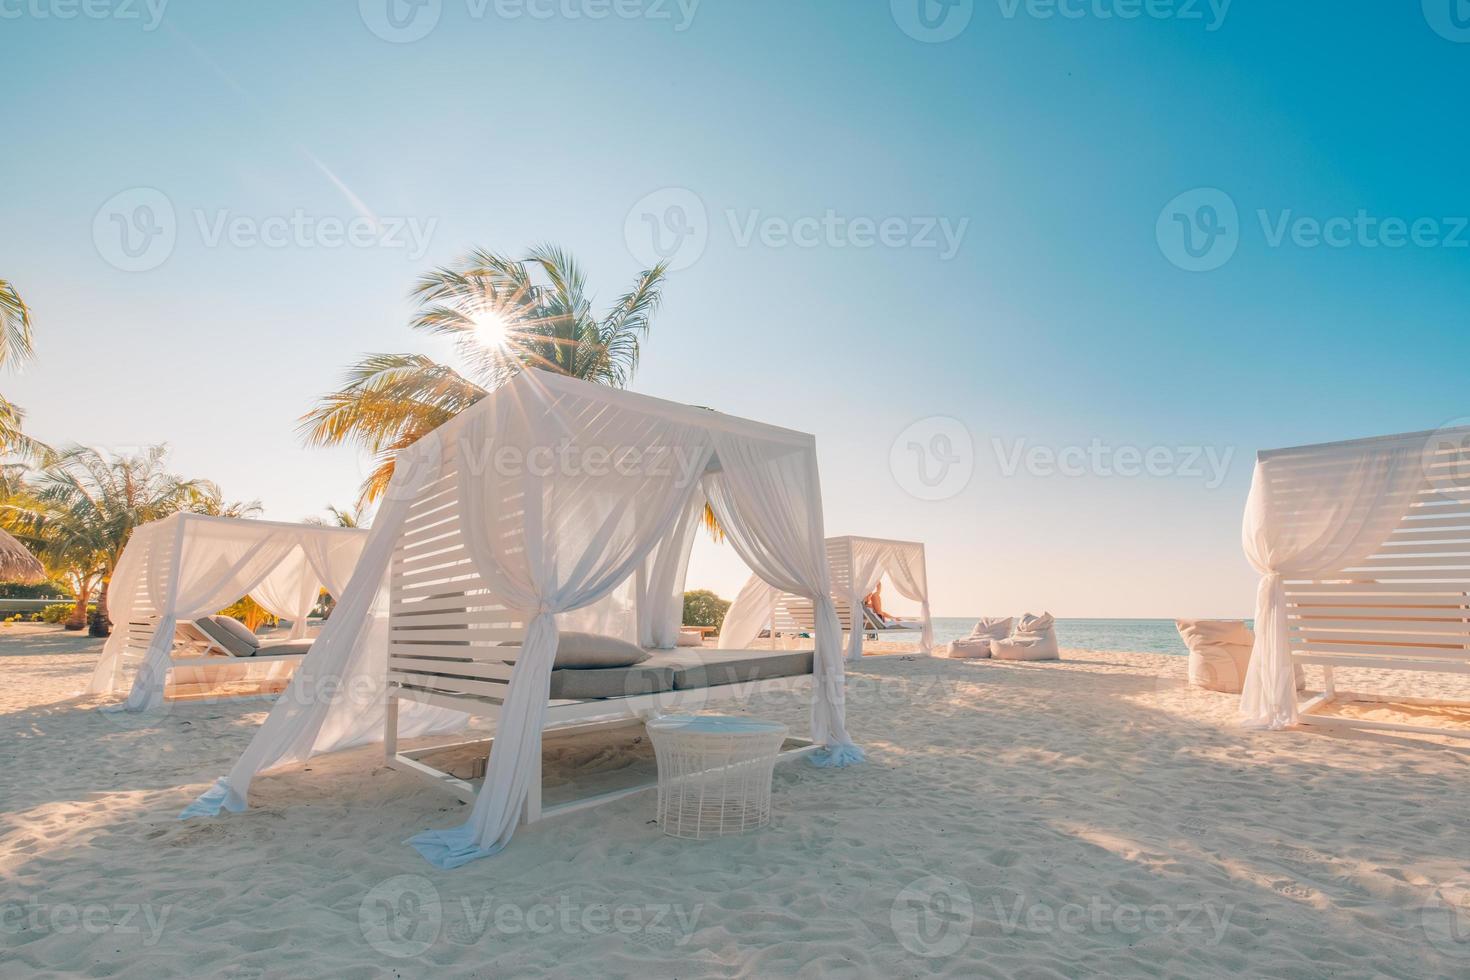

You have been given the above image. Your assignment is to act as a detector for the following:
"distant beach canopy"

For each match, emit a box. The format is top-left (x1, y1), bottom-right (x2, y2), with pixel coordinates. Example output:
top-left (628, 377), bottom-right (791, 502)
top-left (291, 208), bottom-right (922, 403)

top-left (90, 514), bottom-right (372, 709)
top-left (720, 535), bottom-right (934, 660)
top-left (185, 370), bottom-right (862, 867)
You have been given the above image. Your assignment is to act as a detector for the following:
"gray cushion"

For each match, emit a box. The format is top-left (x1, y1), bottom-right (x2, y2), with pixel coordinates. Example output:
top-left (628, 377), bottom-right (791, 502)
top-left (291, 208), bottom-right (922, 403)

top-left (211, 614), bottom-right (262, 647)
top-left (555, 631), bottom-right (650, 670)
top-left (195, 616), bottom-right (260, 658)
top-left (647, 649), bottom-right (815, 690)
top-left (548, 664), bottom-right (676, 700)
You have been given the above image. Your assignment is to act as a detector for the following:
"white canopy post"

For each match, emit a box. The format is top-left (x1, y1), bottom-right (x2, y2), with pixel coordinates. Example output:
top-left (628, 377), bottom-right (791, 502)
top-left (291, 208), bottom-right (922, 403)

top-left (1239, 434), bottom-right (1431, 729)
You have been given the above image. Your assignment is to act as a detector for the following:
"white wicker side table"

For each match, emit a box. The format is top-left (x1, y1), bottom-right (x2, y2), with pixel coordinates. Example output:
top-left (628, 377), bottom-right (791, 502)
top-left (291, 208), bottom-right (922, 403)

top-left (645, 715), bottom-right (789, 840)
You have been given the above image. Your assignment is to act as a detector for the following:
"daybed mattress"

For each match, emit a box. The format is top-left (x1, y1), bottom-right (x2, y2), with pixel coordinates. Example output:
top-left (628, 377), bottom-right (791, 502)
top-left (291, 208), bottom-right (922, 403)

top-left (547, 648), bottom-right (814, 701)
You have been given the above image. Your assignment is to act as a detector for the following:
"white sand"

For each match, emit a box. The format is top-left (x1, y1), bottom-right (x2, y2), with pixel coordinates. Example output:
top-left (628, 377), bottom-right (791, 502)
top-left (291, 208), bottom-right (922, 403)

top-left (3, 623), bottom-right (1470, 978)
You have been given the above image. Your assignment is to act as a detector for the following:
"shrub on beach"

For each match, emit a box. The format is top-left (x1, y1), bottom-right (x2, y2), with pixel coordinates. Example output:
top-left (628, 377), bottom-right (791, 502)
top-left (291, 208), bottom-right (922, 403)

top-left (40, 602), bottom-right (92, 624)
top-left (683, 589), bottom-right (731, 631)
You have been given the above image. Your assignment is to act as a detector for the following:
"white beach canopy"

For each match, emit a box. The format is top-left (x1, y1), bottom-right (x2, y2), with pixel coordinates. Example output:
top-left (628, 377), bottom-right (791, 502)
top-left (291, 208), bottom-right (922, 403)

top-left (184, 371), bottom-right (861, 867)
top-left (1239, 427), bottom-right (1466, 729)
top-left (720, 536), bottom-right (934, 661)
top-left (90, 513), bottom-right (373, 710)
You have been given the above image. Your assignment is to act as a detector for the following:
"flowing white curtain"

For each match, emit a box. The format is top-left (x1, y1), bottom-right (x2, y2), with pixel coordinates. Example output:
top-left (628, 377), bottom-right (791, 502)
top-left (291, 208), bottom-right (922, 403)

top-left (702, 432), bottom-right (861, 766)
top-left (1239, 444), bottom-right (1427, 729)
top-left (181, 439), bottom-right (467, 819)
top-left (248, 547), bottom-right (321, 639)
top-left (407, 379), bottom-right (715, 868)
top-left (638, 493), bottom-right (704, 649)
top-left (717, 574), bottom-right (781, 650)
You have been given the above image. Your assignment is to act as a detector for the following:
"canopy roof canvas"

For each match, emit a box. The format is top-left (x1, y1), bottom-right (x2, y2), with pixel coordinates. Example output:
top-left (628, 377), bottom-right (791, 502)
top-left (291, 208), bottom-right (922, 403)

top-left (91, 513), bottom-right (370, 709)
top-left (720, 535), bottom-right (934, 660)
top-left (184, 370), bottom-right (862, 868)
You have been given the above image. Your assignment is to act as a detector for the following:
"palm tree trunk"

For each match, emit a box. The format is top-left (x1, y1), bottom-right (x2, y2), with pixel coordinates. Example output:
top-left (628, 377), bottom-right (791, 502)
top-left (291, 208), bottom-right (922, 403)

top-left (65, 576), bottom-right (90, 631)
top-left (88, 577), bottom-right (111, 638)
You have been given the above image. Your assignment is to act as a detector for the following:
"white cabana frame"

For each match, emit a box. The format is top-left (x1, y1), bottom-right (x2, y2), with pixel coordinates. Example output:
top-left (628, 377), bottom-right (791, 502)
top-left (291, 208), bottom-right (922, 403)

top-left (183, 371), bottom-right (862, 869)
top-left (90, 513), bottom-right (369, 709)
top-left (1240, 426), bottom-right (1470, 738)
top-left (719, 536), bottom-right (934, 661)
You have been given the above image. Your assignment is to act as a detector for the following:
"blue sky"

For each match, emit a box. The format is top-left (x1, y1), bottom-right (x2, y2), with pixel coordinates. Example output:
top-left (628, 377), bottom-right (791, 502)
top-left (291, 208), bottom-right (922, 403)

top-left (4, 2), bottom-right (1468, 616)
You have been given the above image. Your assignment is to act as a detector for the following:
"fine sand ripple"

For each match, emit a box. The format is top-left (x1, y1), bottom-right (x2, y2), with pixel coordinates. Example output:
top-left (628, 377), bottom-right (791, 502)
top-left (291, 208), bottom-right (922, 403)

top-left (2, 626), bottom-right (1469, 978)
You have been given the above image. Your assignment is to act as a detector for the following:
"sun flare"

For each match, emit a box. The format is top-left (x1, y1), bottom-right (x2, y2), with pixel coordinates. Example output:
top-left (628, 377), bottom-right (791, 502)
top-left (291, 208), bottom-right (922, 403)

top-left (470, 309), bottom-right (509, 350)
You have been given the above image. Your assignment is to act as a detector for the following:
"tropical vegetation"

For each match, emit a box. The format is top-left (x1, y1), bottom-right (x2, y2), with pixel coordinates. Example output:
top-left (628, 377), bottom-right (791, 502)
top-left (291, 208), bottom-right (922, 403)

top-left (1, 445), bottom-right (258, 634)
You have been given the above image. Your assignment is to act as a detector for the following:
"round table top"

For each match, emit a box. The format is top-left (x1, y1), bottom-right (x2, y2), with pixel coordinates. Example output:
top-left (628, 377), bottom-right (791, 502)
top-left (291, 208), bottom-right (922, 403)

top-left (645, 714), bottom-right (787, 737)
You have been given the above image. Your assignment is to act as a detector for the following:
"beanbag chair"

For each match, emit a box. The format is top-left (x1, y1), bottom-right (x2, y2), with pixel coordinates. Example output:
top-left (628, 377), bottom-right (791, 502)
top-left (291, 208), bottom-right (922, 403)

top-left (938, 616), bottom-right (1012, 659)
top-left (991, 612), bottom-right (1059, 661)
top-left (1174, 619), bottom-right (1305, 694)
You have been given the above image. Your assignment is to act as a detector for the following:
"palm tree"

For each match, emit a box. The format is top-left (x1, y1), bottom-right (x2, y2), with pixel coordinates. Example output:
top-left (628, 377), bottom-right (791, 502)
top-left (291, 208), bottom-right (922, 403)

top-left (24, 446), bottom-right (212, 636)
top-left (0, 278), bottom-right (37, 457)
top-left (305, 503), bottom-right (367, 528)
top-left (302, 245), bottom-right (667, 506)
top-left (192, 482), bottom-right (264, 520)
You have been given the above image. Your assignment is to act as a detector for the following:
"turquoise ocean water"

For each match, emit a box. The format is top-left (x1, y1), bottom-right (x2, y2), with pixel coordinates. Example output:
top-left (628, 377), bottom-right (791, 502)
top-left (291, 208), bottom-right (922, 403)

top-left (931, 617), bottom-right (1190, 656)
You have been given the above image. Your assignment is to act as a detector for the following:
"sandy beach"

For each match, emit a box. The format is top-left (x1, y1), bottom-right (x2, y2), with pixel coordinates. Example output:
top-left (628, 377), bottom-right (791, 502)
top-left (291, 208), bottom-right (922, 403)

top-left (3, 624), bottom-right (1469, 978)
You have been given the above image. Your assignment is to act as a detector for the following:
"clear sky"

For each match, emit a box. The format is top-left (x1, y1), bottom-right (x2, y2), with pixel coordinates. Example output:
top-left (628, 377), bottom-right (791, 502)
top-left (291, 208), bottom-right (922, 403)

top-left (4, 2), bottom-right (1468, 617)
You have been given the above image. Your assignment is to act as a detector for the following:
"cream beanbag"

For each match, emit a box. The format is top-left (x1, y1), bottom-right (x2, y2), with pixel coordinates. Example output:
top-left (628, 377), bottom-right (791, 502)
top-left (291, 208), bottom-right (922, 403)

top-left (1174, 619), bottom-right (1305, 694)
top-left (938, 616), bottom-right (1012, 659)
top-left (991, 612), bottom-right (1059, 661)
top-left (1175, 619), bottom-right (1253, 693)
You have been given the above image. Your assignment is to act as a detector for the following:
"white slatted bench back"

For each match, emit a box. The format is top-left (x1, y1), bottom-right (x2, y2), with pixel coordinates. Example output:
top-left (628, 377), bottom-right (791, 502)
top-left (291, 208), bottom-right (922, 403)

top-left (1287, 475), bottom-right (1470, 671)
top-left (388, 463), bottom-right (527, 712)
top-left (121, 529), bottom-right (170, 668)
top-left (772, 595), bottom-right (858, 634)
